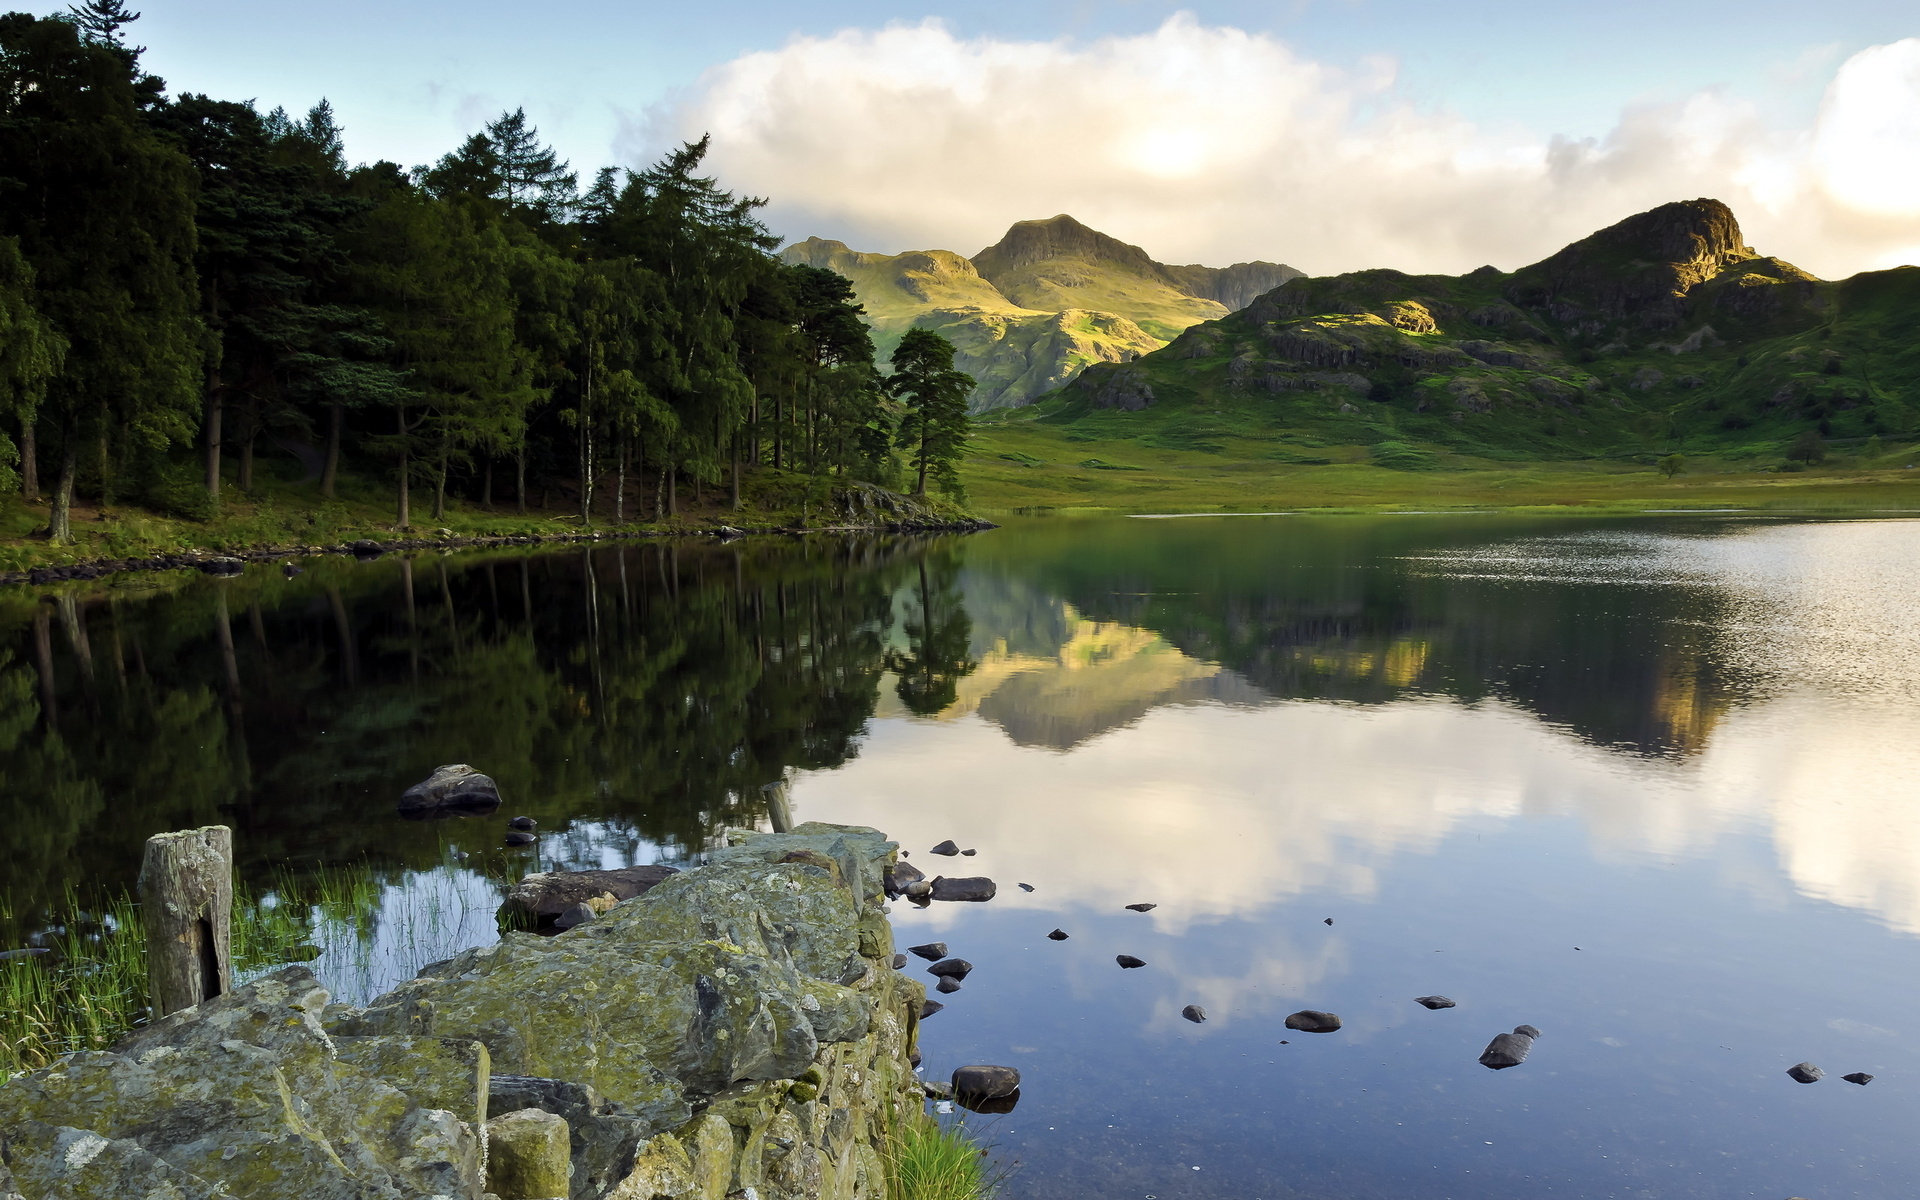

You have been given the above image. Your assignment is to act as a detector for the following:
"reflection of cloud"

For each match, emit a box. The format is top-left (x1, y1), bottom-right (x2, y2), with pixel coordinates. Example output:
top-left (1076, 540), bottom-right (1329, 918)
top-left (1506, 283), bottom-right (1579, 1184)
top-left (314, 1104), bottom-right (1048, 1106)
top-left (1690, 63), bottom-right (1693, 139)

top-left (828, 519), bottom-right (1920, 941)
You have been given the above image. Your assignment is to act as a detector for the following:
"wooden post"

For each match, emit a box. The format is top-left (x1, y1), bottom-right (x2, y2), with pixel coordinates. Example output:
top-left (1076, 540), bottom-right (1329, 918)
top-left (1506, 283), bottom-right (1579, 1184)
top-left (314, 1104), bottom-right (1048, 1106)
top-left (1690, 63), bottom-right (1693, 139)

top-left (138, 825), bottom-right (234, 1017)
top-left (762, 778), bottom-right (793, 834)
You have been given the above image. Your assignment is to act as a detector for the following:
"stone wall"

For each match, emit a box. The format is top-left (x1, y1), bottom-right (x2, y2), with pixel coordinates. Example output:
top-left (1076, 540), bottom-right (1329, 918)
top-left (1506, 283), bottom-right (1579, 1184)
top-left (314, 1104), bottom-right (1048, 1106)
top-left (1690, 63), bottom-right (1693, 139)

top-left (0, 823), bottom-right (927, 1200)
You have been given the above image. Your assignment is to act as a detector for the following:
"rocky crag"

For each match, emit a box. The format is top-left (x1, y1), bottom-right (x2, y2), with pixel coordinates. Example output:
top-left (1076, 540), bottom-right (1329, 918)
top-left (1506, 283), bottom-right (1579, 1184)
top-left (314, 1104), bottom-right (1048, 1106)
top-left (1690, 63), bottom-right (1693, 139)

top-left (1044, 199), bottom-right (1920, 461)
top-left (0, 823), bottom-right (926, 1200)
top-left (783, 215), bottom-right (1299, 412)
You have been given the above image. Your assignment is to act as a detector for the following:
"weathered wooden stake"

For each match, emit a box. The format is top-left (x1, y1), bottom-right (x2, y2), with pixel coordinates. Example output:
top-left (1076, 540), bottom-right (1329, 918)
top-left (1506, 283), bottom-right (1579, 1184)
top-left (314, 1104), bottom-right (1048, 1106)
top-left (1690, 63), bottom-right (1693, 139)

top-left (138, 825), bottom-right (234, 1017)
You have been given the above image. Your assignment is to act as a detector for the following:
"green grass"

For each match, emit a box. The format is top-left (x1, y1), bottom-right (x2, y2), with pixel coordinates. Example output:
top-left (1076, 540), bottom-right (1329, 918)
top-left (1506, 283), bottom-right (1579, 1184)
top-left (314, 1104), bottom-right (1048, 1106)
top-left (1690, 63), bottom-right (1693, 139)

top-left (962, 419), bottom-right (1920, 514)
top-left (887, 1116), bottom-right (1002, 1200)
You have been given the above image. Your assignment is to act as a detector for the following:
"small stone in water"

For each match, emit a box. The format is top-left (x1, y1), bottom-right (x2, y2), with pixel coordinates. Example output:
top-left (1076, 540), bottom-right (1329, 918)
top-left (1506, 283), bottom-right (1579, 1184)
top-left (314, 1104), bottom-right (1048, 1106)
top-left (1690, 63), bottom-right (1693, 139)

top-left (961, 849), bottom-right (977, 856)
top-left (1479, 1032), bottom-right (1533, 1069)
top-left (1018, 883), bottom-right (1035, 892)
top-left (1285, 1010), bottom-right (1342, 1034)
top-left (920, 1000), bottom-right (946, 1018)
top-left (504, 830), bottom-right (537, 846)
top-left (904, 881), bottom-right (932, 898)
top-left (1843, 1072), bottom-right (1874, 1085)
top-left (891, 954), bottom-right (907, 969)
top-left (1182, 1005), bottom-right (1207, 1023)
top-left (936, 976), bottom-right (962, 994)
top-left (1047, 929), bottom-right (1069, 940)
top-left (931, 840), bottom-right (961, 856)
top-left (929, 876), bottom-right (996, 902)
top-left (1787, 1062), bottom-right (1824, 1084)
top-left (1124, 903), bottom-right (1156, 912)
top-left (952, 1064), bottom-right (1021, 1101)
top-left (1116, 955), bottom-right (1147, 969)
top-left (508, 815), bottom-right (537, 831)
top-left (927, 958), bottom-right (973, 980)
top-left (1513, 1024), bottom-right (1541, 1040)
top-left (908, 942), bottom-right (949, 961)
top-left (1415, 996), bottom-right (1456, 1010)
top-left (1324, 917), bottom-right (1334, 925)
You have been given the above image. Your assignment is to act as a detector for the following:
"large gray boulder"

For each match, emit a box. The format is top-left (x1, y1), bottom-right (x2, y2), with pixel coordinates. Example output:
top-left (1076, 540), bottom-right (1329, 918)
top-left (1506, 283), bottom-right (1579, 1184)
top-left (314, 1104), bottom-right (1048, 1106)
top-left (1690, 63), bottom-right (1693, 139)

top-left (0, 967), bottom-right (486, 1199)
top-left (498, 864), bottom-right (679, 931)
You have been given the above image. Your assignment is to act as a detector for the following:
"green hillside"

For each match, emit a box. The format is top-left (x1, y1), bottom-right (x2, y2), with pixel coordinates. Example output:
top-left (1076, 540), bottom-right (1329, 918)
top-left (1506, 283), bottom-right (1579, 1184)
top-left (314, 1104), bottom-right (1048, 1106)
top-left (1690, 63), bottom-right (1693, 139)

top-left (781, 217), bottom-right (1299, 412)
top-left (1017, 199), bottom-right (1920, 469)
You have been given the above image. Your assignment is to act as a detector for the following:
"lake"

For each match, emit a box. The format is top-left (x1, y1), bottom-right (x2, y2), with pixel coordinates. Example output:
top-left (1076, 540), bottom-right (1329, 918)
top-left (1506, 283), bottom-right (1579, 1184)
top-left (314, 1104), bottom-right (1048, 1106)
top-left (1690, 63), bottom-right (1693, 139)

top-left (5, 513), bottom-right (1919, 1198)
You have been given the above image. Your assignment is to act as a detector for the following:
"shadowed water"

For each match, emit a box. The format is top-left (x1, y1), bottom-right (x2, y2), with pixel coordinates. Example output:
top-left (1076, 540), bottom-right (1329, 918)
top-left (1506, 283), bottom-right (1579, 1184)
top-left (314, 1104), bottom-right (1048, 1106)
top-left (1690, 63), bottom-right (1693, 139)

top-left (4, 514), bottom-right (1919, 1197)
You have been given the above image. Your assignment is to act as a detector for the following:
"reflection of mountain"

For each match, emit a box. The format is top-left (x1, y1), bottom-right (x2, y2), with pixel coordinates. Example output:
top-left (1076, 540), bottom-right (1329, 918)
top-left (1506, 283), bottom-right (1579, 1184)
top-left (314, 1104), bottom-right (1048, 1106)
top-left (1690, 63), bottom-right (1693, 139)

top-left (877, 604), bottom-right (1263, 749)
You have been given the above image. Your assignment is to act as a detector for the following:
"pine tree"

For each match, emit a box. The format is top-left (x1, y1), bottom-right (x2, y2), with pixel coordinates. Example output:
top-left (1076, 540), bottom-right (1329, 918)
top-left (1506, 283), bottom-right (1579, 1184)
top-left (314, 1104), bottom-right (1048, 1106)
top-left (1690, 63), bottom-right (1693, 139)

top-left (66, 0), bottom-right (140, 51)
top-left (0, 238), bottom-right (66, 497)
top-left (485, 108), bottom-right (575, 220)
top-left (888, 328), bottom-right (972, 497)
top-left (0, 14), bottom-right (203, 541)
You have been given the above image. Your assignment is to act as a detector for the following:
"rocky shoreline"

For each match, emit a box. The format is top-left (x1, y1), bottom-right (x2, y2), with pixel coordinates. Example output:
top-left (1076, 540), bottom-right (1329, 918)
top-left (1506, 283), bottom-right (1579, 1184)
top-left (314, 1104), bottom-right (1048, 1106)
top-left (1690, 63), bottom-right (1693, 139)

top-left (0, 823), bottom-right (931, 1200)
top-left (0, 518), bottom-right (998, 589)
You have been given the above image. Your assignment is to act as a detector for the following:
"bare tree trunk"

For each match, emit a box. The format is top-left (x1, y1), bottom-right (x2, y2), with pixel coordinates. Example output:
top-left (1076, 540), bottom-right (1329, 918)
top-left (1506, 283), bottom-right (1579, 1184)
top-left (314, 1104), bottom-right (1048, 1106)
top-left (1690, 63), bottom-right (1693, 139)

top-left (515, 452), bottom-right (527, 515)
top-left (395, 405), bottom-right (410, 530)
top-left (653, 465), bottom-right (665, 521)
top-left (32, 607), bottom-right (56, 726)
top-left (49, 445), bottom-right (75, 544)
top-left (138, 826), bottom-right (233, 1017)
top-left (481, 458), bottom-right (493, 509)
top-left (432, 444), bottom-right (447, 521)
top-left (20, 417), bottom-right (38, 501)
top-left (204, 373), bottom-right (223, 502)
top-left (237, 426), bottom-right (255, 492)
top-left (731, 439), bottom-right (741, 511)
top-left (321, 404), bottom-right (342, 498)
top-left (96, 402), bottom-right (111, 506)
top-left (667, 468), bottom-right (678, 517)
top-left (615, 440), bottom-right (626, 524)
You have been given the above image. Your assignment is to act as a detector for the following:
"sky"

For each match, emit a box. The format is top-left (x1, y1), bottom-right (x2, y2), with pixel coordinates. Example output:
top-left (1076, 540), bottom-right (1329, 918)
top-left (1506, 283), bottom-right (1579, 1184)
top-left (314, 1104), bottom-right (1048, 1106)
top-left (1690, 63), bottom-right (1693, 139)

top-left (122, 1), bottom-right (1920, 278)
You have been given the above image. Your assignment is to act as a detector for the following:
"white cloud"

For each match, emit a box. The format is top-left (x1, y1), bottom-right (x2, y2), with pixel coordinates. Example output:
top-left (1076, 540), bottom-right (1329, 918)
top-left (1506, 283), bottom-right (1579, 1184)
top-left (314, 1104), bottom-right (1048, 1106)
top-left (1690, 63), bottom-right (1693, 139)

top-left (640, 15), bottom-right (1920, 278)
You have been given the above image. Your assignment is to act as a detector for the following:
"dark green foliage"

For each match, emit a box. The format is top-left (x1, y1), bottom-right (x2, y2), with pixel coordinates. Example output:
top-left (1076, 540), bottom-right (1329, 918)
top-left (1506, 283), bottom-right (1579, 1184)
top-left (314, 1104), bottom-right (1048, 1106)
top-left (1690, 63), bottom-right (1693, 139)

top-left (0, 20), bottom-right (928, 537)
top-left (1785, 430), bottom-right (1825, 463)
top-left (890, 328), bottom-right (972, 497)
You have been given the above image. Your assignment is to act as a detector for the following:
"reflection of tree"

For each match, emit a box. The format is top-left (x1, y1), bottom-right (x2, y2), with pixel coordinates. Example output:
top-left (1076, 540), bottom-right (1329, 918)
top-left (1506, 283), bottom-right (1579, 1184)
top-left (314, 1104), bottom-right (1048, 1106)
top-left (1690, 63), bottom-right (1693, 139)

top-left (0, 535), bottom-right (950, 943)
top-left (886, 555), bottom-right (977, 716)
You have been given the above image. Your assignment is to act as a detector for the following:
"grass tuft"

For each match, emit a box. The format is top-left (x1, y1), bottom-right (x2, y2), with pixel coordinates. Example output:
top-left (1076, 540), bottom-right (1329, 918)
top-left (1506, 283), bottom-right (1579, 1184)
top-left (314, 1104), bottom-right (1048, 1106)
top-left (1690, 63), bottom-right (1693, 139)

top-left (887, 1115), bottom-right (1002, 1200)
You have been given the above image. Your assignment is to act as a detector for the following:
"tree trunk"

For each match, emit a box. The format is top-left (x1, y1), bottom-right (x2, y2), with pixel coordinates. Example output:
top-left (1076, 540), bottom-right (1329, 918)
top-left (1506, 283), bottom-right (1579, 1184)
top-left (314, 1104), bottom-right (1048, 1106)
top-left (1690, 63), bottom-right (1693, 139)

top-left (137, 825), bottom-right (234, 1018)
top-left (96, 402), bottom-right (111, 506)
top-left (481, 458), bottom-right (493, 509)
top-left (730, 440), bottom-right (741, 511)
top-left (238, 426), bottom-right (255, 492)
top-left (915, 433), bottom-right (929, 496)
top-left (204, 373), bottom-right (223, 503)
top-left (395, 405), bottom-right (410, 530)
top-left (653, 466), bottom-right (665, 521)
top-left (48, 445), bottom-right (75, 544)
top-left (615, 440), bottom-right (626, 525)
top-left (19, 417), bottom-right (37, 500)
top-left (321, 404), bottom-right (342, 498)
top-left (515, 452), bottom-right (527, 515)
top-left (432, 443), bottom-right (447, 521)
top-left (667, 468), bottom-right (678, 517)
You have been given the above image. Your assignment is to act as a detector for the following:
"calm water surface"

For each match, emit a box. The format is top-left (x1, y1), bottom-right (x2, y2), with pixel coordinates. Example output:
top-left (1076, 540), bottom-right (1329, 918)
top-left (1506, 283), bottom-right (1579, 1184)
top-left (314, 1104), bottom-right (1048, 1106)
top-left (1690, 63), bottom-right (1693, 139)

top-left (5, 514), bottom-right (1920, 1199)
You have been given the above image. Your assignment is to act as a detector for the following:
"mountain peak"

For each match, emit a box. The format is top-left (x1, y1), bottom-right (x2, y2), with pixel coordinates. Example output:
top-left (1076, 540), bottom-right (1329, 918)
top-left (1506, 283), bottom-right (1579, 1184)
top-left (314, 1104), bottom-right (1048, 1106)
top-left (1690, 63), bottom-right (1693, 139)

top-left (1507, 198), bottom-right (1761, 331)
top-left (972, 215), bottom-right (1162, 278)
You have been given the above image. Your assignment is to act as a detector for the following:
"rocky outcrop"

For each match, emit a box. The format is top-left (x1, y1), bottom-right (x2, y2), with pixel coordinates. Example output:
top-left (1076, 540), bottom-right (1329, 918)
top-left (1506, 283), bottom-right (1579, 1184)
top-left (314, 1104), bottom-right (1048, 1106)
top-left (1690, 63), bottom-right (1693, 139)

top-left (498, 864), bottom-right (680, 932)
top-left (0, 823), bottom-right (926, 1200)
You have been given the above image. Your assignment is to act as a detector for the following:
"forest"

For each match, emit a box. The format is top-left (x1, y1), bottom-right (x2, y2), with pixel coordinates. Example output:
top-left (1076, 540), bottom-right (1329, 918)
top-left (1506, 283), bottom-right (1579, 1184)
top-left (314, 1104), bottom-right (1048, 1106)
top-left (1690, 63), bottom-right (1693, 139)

top-left (0, 3), bottom-right (973, 546)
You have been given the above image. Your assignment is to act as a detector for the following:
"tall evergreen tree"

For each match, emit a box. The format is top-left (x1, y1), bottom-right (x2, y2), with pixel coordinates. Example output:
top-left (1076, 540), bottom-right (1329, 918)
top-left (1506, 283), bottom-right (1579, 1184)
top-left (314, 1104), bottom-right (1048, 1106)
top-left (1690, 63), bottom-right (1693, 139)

top-left (0, 237), bottom-right (65, 496)
top-left (65, 0), bottom-right (140, 51)
top-left (887, 328), bottom-right (972, 498)
top-left (0, 13), bottom-right (202, 541)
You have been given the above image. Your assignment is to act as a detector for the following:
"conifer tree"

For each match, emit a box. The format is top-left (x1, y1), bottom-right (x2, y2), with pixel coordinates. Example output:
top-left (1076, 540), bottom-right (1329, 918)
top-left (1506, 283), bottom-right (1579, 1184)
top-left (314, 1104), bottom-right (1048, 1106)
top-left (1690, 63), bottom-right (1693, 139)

top-left (888, 328), bottom-right (972, 497)
top-left (0, 238), bottom-right (65, 496)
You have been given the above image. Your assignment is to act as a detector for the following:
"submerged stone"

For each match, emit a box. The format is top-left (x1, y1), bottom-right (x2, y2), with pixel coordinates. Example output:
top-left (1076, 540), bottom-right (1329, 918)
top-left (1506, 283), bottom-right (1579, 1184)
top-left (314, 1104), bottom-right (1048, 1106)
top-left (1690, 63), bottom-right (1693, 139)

top-left (935, 977), bottom-right (962, 994)
top-left (1480, 1031), bottom-right (1534, 1069)
top-left (1843, 1072), bottom-right (1874, 1085)
top-left (1415, 996), bottom-right (1456, 1010)
top-left (1182, 1005), bottom-right (1207, 1024)
top-left (1116, 955), bottom-right (1147, 969)
top-left (1285, 1010), bottom-right (1342, 1033)
top-left (929, 876), bottom-right (996, 902)
top-left (398, 763), bottom-right (501, 817)
top-left (1787, 1062), bottom-right (1824, 1084)
top-left (952, 1064), bottom-right (1020, 1101)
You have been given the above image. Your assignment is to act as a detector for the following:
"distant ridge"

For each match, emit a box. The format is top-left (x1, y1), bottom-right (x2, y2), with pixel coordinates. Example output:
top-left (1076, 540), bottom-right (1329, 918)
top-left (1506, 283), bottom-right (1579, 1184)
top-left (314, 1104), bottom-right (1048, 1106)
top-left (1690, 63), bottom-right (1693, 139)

top-left (780, 217), bottom-right (1300, 411)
